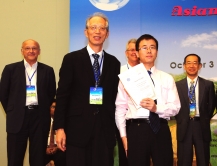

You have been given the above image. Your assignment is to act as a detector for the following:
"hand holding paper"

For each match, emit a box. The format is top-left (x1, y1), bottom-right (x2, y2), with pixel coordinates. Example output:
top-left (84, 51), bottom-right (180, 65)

top-left (118, 63), bottom-right (156, 109)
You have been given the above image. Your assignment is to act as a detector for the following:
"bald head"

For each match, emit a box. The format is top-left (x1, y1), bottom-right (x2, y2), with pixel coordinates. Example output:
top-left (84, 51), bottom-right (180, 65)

top-left (22, 39), bottom-right (40, 49)
top-left (21, 39), bottom-right (41, 66)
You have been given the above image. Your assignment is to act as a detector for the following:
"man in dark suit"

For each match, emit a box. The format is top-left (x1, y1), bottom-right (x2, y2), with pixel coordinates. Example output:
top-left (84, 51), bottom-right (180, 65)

top-left (0, 39), bottom-right (56, 166)
top-left (175, 54), bottom-right (215, 166)
top-left (53, 12), bottom-right (120, 166)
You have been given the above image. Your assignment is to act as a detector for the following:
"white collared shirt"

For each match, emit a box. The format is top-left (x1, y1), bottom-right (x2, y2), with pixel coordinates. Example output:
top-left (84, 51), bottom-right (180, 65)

top-left (120, 63), bottom-right (132, 73)
top-left (187, 76), bottom-right (199, 116)
top-left (47, 118), bottom-right (56, 145)
top-left (24, 59), bottom-right (38, 105)
top-left (115, 66), bottom-right (181, 137)
top-left (87, 45), bottom-right (104, 73)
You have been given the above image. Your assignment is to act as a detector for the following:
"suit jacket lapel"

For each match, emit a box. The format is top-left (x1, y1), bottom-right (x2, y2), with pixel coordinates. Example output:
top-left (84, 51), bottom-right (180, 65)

top-left (80, 47), bottom-right (95, 84)
top-left (181, 78), bottom-right (189, 109)
top-left (198, 77), bottom-right (205, 109)
top-left (18, 61), bottom-right (26, 93)
top-left (99, 51), bottom-right (110, 84)
top-left (36, 62), bottom-right (43, 91)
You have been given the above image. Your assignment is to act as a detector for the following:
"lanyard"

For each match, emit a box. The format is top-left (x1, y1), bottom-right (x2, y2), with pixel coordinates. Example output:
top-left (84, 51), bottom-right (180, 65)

top-left (187, 78), bottom-right (198, 100)
top-left (26, 68), bottom-right (37, 85)
top-left (93, 55), bottom-right (104, 87)
top-left (127, 63), bottom-right (129, 69)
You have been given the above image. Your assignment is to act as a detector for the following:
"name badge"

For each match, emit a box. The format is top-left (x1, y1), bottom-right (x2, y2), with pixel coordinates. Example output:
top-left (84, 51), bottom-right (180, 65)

top-left (90, 87), bottom-right (103, 105)
top-left (26, 85), bottom-right (36, 97)
top-left (189, 103), bottom-right (196, 117)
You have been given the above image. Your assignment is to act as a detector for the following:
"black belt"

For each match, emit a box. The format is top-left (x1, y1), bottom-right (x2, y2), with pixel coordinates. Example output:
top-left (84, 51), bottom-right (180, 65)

top-left (189, 117), bottom-right (200, 121)
top-left (127, 118), bottom-right (168, 124)
top-left (25, 105), bottom-right (38, 109)
top-left (127, 118), bottom-right (150, 124)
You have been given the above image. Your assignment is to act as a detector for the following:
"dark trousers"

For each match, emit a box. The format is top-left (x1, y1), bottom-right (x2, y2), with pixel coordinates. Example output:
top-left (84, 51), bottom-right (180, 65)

top-left (7, 108), bottom-right (49, 166)
top-left (45, 149), bottom-right (66, 166)
top-left (127, 119), bottom-right (173, 166)
top-left (65, 113), bottom-right (114, 166)
top-left (115, 126), bottom-right (128, 166)
top-left (177, 120), bottom-right (210, 166)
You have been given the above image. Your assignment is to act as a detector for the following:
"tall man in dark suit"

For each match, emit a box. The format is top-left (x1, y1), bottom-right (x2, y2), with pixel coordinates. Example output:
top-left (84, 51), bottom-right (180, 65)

top-left (175, 54), bottom-right (215, 166)
top-left (53, 12), bottom-right (120, 166)
top-left (0, 39), bottom-right (56, 166)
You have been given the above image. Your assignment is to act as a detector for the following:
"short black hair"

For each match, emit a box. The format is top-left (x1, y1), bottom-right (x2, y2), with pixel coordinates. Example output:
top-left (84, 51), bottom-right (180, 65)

top-left (135, 34), bottom-right (158, 51)
top-left (183, 53), bottom-right (201, 64)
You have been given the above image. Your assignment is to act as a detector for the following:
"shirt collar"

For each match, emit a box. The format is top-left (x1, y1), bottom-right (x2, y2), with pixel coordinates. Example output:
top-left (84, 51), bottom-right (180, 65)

top-left (87, 45), bottom-right (103, 57)
top-left (149, 66), bottom-right (156, 75)
top-left (24, 59), bottom-right (38, 68)
top-left (187, 76), bottom-right (198, 85)
top-left (127, 62), bottom-right (133, 69)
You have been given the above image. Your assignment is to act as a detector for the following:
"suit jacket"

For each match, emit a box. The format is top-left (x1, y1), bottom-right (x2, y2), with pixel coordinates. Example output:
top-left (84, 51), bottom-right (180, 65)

top-left (175, 77), bottom-right (215, 142)
top-left (53, 47), bottom-right (120, 148)
top-left (0, 60), bottom-right (56, 133)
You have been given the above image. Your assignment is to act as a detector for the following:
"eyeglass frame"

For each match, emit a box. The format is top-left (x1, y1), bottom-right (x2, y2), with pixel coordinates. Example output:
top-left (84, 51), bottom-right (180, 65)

top-left (138, 46), bottom-right (157, 51)
top-left (22, 47), bottom-right (39, 52)
top-left (86, 25), bottom-right (108, 32)
top-left (184, 62), bottom-right (201, 66)
top-left (126, 49), bottom-right (136, 52)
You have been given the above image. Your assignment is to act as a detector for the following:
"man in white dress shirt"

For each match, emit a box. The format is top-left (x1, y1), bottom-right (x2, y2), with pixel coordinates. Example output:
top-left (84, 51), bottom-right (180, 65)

top-left (115, 34), bottom-right (181, 166)
top-left (116, 38), bottom-right (140, 166)
top-left (120, 38), bottom-right (140, 73)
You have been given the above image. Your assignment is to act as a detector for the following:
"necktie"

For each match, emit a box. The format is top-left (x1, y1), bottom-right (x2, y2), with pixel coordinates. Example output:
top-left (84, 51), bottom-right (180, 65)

top-left (189, 81), bottom-right (196, 117)
top-left (49, 121), bottom-right (55, 147)
top-left (147, 70), bottom-right (161, 134)
top-left (92, 54), bottom-right (100, 86)
top-left (189, 81), bottom-right (195, 103)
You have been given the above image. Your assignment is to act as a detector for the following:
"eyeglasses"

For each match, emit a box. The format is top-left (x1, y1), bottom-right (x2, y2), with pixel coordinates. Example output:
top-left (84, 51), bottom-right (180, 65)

top-left (23, 47), bottom-right (39, 52)
top-left (126, 49), bottom-right (136, 52)
top-left (138, 46), bottom-right (156, 51)
top-left (185, 62), bottom-right (200, 66)
top-left (50, 106), bottom-right (56, 109)
top-left (87, 25), bottom-right (107, 32)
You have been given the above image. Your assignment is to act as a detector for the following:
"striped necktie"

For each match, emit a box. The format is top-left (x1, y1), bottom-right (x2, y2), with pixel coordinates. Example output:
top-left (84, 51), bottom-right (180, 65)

top-left (92, 54), bottom-right (100, 86)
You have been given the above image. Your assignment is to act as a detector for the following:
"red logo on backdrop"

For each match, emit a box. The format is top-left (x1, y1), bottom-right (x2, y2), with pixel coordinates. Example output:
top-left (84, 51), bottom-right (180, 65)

top-left (172, 6), bottom-right (217, 16)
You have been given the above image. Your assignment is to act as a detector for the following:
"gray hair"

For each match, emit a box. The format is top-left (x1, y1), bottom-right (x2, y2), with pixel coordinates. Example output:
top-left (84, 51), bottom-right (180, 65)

top-left (85, 12), bottom-right (109, 31)
top-left (126, 38), bottom-right (137, 50)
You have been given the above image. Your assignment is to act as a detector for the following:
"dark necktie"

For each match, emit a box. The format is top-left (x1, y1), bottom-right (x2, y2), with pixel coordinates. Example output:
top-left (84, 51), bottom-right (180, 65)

top-left (147, 70), bottom-right (161, 134)
top-left (49, 121), bottom-right (55, 147)
top-left (92, 54), bottom-right (100, 86)
top-left (189, 81), bottom-right (196, 117)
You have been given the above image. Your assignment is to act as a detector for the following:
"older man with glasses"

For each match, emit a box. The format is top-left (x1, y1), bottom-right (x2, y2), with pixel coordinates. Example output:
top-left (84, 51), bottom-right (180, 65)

top-left (53, 12), bottom-right (120, 166)
top-left (116, 38), bottom-right (140, 166)
top-left (0, 39), bottom-right (56, 166)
